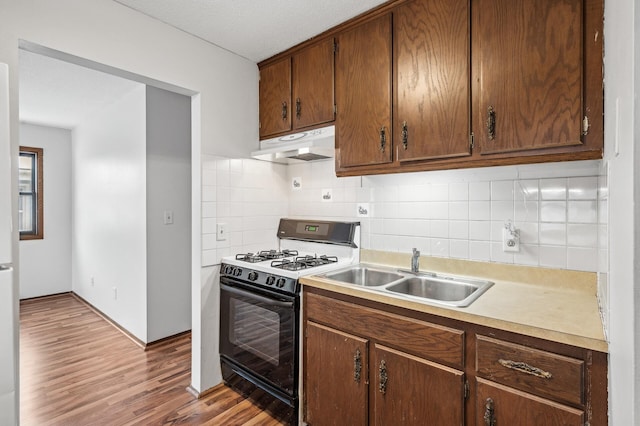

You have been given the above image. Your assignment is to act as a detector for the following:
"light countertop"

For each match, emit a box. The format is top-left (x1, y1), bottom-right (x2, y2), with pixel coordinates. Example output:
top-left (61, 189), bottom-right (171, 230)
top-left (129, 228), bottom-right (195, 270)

top-left (300, 249), bottom-right (608, 353)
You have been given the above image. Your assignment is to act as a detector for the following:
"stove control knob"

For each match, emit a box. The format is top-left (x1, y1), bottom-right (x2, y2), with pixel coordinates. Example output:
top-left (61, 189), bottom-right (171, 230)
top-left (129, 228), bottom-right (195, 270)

top-left (248, 271), bottom-right (258, 281)
top-left (266, 276), bottom-right (276, 286)
top-left (276, 278), bottom-right (286, 288)
top-left (233, 267), bottom-right (242, 277)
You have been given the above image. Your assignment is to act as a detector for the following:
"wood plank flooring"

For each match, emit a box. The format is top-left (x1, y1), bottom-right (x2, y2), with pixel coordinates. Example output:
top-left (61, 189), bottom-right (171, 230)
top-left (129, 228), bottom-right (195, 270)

top-left (20, 293), bottom-right (284, 425)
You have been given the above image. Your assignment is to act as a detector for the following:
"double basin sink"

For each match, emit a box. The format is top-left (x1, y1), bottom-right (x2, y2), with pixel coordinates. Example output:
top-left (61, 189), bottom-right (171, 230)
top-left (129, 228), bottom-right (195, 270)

top-left (320, 264), bottom-right (494, 308)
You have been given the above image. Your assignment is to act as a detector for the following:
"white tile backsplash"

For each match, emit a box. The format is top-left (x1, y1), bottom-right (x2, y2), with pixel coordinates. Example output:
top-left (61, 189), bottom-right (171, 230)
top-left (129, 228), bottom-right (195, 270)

top-left (202, 156), bottom-right (607, 274)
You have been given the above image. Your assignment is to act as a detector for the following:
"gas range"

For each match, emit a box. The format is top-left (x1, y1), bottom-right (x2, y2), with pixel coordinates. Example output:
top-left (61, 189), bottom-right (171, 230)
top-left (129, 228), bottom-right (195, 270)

top-left (219, 219), bottom-right (359, 425)
top-left (220, 219), bottom-right (360, 295)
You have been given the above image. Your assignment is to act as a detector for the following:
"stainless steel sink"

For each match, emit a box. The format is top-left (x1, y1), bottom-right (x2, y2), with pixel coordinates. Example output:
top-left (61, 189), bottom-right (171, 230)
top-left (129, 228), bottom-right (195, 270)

top-left (385, 275), bottom-right (493, 307)
top-left (323, 266), bottom-right (405, 287)
top-left (321, 264), bottom-right (493, 307)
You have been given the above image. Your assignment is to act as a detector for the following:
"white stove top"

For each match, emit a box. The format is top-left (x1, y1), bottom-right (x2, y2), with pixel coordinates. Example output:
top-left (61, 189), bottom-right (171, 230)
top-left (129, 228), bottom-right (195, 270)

top-left (222, 249), bottom-right (358, 280)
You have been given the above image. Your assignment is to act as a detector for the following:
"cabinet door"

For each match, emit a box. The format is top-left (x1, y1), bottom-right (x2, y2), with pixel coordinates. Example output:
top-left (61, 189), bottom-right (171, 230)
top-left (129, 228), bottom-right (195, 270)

top-left (259, 57), bottom-right (291, 138)
top-left (474, 0), bottom-right (583, 155)
top-left (336, 14), bottom-right (393, 168)
top-left (372, 344), bottom-right (464, 426)
top-left (395, 0), bottom-right (471, 162)
top-left (476, 378), bottom-right (584, 426)
top-left (305, 321), bottom-right (368, 426)
top-left (293, 38), bottom-right (335, 130)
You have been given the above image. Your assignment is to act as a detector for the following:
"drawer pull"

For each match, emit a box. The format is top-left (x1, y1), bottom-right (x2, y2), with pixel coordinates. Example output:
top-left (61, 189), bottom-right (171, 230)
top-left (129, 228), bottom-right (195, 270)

top-left (498, 359), bottom-right (553, 379)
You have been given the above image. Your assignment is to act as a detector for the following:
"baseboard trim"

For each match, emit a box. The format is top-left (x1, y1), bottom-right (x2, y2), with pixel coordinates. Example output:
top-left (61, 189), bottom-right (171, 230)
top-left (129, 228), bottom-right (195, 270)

top-left (71, 292), bottom-right (147, 349)
top-left (187, 383), bottom-right (226, 399)
top-left (144, 330), bottom-right (192, 351)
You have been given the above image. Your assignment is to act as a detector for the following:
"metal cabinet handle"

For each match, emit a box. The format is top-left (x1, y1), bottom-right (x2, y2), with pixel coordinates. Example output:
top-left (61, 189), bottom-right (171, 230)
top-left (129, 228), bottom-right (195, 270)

top-left (281, 102), bottom-right (288, 120)
top-left (401, 121), bottom-right (408, 150)
top-left (486, 106), bottom-right (496, 140)
top-left (484, 398), bottom-right (496, 426)
top-left (296, 98), bottom-right (301, 119)
top-left (378, 360), bottom-right (388, 394)
top-left (354, 349), bottom-right (362, 383)
top-left (498, 359), bottom-right (553, 379)
top-left (379, 127), bottom-right (387, 153)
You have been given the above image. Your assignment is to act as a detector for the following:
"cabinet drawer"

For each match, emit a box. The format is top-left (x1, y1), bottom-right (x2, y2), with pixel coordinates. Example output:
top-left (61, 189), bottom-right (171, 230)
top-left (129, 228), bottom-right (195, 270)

top-left (476, 335), bottom-right (584, 406)
top-left (305, 292), bottom-right (464, 368)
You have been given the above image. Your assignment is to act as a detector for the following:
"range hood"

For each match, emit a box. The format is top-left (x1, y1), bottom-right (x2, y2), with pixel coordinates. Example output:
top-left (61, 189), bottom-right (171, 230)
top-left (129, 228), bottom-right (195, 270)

top-left (251, 125), bottom-right (335, 164)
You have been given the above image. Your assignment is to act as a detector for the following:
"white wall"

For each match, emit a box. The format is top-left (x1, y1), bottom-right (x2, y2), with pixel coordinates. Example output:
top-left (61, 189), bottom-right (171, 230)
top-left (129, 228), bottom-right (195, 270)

top-left (72, 84), bottom-right (148, 342)
top-left (146, 86), bottom-right (191, 342)
top-left (18, 123), bottom-right (72, 299)
top-left (604, 0), bottom-right (639, 423)
top-left (0, 0), bottom-right (259, 394)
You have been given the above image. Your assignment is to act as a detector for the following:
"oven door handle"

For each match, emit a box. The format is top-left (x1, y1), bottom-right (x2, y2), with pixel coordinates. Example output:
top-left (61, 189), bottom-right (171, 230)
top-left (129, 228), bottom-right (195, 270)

top-left (220, 283), bottom-right (295, 308)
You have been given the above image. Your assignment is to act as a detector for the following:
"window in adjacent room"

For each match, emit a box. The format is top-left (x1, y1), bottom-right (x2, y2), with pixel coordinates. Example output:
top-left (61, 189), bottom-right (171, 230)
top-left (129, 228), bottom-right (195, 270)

top-left (19, 146), bottom-right (43, 240)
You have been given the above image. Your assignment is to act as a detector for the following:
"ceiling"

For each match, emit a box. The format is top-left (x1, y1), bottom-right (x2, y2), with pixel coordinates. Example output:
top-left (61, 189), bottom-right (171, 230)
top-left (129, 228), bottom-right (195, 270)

top-left (19, 1), bottom-right (389, 129)
top-left (113, 0), bottom-right (389, 62)
top-left (19, 50), bottom-right (142, 130)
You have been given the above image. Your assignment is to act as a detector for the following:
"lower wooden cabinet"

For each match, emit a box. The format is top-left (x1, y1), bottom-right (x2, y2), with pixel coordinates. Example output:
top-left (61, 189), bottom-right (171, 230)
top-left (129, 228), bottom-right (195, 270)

top-left (305, 321), bottom-right (368, 426)
top-left (476, 379), bottom-right (584, 426)
top-left (372, 344), bottom-right (464, 425)
top-left (302, 288), bottom-right (607, 426)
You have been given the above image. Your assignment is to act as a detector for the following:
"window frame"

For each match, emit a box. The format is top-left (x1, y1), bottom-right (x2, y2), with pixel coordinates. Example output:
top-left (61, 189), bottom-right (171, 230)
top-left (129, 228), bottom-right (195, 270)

top-left (19, 146), bottom-right (44, 240)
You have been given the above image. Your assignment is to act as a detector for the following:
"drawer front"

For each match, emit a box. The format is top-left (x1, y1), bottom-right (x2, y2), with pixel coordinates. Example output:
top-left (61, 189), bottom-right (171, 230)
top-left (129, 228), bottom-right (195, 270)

top-left (476, 335), bottom-right (584, 406)
top-left (305, 292), bottom-right (464, 368)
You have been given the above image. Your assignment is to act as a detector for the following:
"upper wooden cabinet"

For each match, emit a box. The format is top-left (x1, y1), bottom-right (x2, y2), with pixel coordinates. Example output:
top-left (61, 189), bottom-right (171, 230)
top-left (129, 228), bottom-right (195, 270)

top-left (259, 38), bottom-right (335, 139)
top-left (259, 58), bottom-right (291, 138)
top-left (473, 0), bottom-right (584, 155)
top-left (394, 0), bottom-right (471, 163)
top-left (259, 0), bottom-right (603, 175)
top-left (335, 14), bottom-right (393, 168)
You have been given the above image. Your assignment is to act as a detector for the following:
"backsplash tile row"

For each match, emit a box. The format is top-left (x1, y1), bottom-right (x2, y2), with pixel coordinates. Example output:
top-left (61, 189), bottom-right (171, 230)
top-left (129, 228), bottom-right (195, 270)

top-left (201, 155), bottom-right (288, 266)
top-left (201, 155), bottom-right (607, 274)
top-left (286, 160), bottom-right (607, 273)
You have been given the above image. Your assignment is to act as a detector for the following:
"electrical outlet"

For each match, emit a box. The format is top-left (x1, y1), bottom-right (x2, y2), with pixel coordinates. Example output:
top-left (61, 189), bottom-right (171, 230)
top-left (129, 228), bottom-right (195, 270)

top-left (112, 287), bottom-right (118, 300)
top-left (321, 189), bottom-right (333, 202)
top-left (357, 203), bottom-right (370, 217)
top-left (216, 223), bottom-right (227, 241)
top-left (502, 226), bottom-right (520, 252)
top-left (91, 276), bottom-right (94, 287)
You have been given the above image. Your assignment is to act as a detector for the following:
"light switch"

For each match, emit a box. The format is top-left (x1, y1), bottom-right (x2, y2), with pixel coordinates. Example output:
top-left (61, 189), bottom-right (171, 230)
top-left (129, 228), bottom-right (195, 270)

top-left (164, 210), bottom-right (174, 225)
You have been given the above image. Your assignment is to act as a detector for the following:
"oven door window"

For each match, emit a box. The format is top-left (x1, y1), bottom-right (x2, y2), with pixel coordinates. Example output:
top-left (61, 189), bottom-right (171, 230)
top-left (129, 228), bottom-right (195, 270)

top-left (229, 297), bottom-right (281, 366)
top-left (220, 281), bottom-right (297, 394)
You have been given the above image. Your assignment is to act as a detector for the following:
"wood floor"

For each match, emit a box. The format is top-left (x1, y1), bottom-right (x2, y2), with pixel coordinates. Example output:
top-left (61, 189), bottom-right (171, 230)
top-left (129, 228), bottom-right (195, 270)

top-left (20, 293), bottom-right (284, 425)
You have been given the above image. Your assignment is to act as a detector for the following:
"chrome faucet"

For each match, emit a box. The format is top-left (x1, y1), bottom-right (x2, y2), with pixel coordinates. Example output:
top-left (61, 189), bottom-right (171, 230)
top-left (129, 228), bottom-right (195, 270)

top-left (411, 248), bottom-right (420, 273)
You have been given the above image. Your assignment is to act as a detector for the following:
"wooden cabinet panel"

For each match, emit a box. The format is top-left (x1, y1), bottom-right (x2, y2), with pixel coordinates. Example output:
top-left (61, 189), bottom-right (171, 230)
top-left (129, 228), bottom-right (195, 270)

top-left (293, 38), bottom-right (335, 129)
top-left (305, 321), bottom-right (369, 426)
top-left (476, 378), bottom-right (584, 426)
top-left (259, 58), bottom-right (291, 138)
top-left (395, 0), bottom-right (471, 162)
top-left (372, 344), bottom-right (464, 426)
top-left (336, 14), bottom-right (393, 168)
top-left (476, 335), bottom-right (584, 406)
top-left (474, 0), bottom-right (583, 155)
top-left (305, 292), bottom-right (464, 368)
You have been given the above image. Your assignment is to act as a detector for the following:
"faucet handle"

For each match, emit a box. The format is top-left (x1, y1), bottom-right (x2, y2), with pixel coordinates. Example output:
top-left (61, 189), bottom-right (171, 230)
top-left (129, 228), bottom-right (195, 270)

top-left (413, 247), bottom-right (420, 256)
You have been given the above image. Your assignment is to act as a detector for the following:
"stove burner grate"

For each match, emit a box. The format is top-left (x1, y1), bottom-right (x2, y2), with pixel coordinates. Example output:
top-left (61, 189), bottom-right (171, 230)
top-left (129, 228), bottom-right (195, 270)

top-left (271, 255), bottom-right (338, 271)
top-left (235, 249), bottom-right (299, 263)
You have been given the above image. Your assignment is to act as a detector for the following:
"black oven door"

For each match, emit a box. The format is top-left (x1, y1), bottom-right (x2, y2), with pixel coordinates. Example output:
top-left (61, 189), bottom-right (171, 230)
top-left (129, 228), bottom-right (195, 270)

top-left (219, 278), bottom-right (298, 397)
